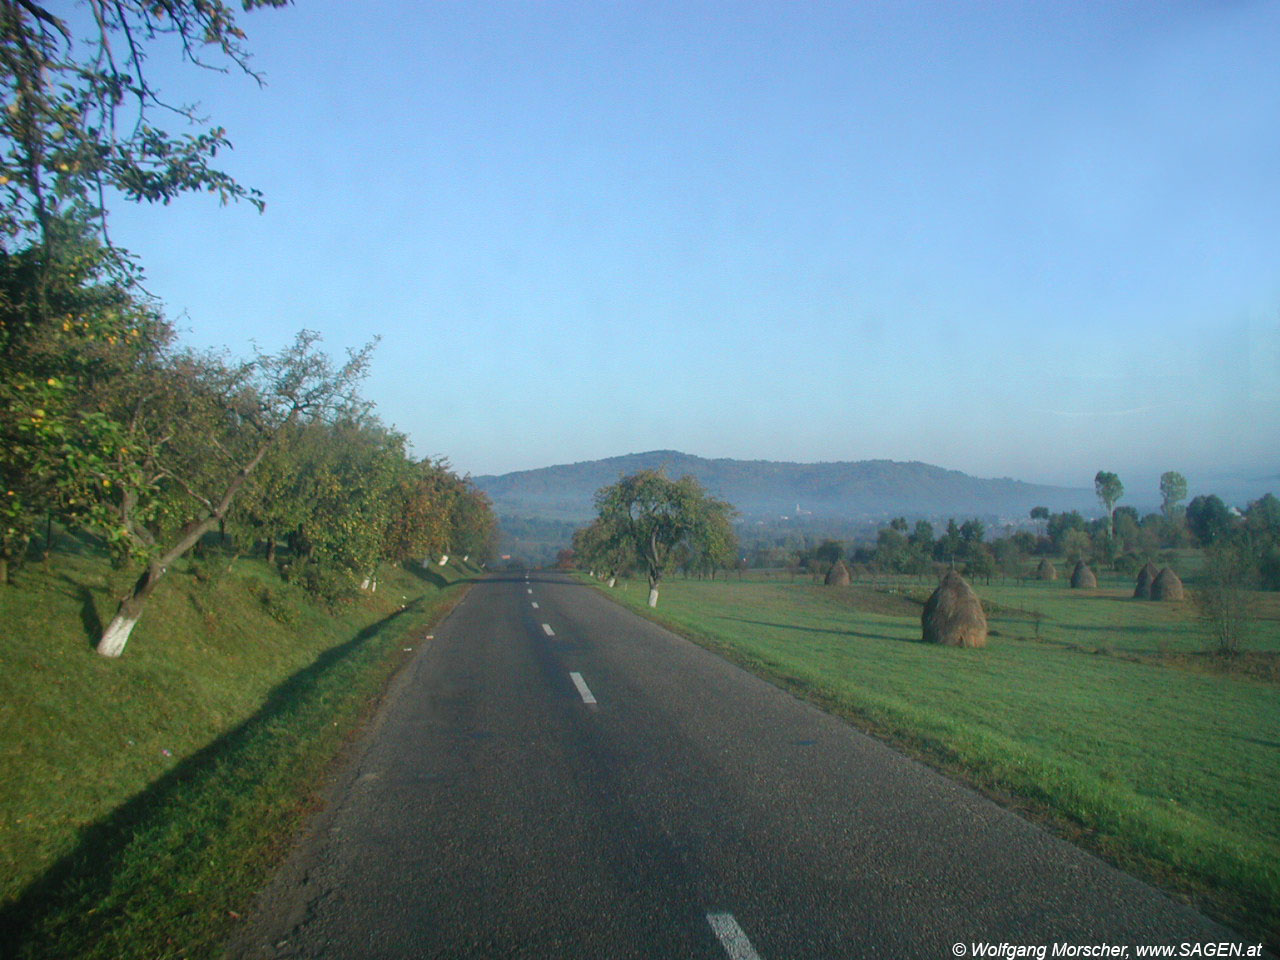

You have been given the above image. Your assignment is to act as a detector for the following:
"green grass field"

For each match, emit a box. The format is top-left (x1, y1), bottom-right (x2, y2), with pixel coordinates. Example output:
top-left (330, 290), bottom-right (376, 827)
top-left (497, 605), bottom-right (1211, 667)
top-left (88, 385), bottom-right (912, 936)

top-left (589, 569), bottom-right (1280, 945)
top-left (0, 536), bottom-right (475, 960)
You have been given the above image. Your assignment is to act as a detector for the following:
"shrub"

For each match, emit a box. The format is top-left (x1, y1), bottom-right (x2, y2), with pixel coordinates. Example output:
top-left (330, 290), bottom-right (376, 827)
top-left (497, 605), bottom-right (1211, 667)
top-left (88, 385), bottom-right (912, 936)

top-left (282, 560), bottom-right (359, 611)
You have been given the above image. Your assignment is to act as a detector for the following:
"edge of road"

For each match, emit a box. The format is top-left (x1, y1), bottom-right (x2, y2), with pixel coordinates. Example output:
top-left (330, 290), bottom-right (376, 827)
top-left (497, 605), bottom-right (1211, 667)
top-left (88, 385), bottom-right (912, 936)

top-left (223, 576), bottom-right (480, 959)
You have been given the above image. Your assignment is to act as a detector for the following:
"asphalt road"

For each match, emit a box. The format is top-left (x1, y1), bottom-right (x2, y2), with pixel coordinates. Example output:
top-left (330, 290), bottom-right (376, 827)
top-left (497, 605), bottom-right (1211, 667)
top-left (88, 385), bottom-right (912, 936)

top-left (228, 571), bottom-right (1241, 959)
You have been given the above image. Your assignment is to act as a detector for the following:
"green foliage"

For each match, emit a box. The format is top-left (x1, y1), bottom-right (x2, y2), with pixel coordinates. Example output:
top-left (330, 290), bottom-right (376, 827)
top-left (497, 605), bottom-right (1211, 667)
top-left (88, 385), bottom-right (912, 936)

top-left (0, 219), bottom-right (172, 578)
top-left (0, 0), bottom-right (288, 251)
top-left (1161, 471), bottom-right (1189, 519)
top-left (587, 469), bottom-right (737, 595)
top-left (1094, 470), bottom-right (1124, 539)
top-left (573, 516), bottom-right (637, 580)
top-left (1187, 494), bottom-right (1233, 546)
top-left (1048, 509), bottom-right (1087, 551)
top-left (281, 557), bottom-right (359, 611)
top-left (1195, 543), bottom-right (1256, 655)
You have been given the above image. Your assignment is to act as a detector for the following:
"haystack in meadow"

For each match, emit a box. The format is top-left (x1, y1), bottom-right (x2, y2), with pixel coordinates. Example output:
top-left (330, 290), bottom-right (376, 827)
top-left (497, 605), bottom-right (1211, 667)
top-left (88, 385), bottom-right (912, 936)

top-left (824, 560), bottom-right (851, 586)
top-left (1070, 561), bottom-right (1097, 589)
top-left (1150, 566), bottom-right (1184, 602)
top-left (1133, 562), bottom-right (1159, 599)
top-left (921, 570), bottom-right (987, 648)
top-left (1035, 558), bottom-right (1058, 581)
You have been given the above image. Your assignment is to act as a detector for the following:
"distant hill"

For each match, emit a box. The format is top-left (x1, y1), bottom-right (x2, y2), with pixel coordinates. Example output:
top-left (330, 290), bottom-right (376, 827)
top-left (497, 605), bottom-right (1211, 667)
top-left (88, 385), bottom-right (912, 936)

top-left (473, 450), bottom-right (1098, 523)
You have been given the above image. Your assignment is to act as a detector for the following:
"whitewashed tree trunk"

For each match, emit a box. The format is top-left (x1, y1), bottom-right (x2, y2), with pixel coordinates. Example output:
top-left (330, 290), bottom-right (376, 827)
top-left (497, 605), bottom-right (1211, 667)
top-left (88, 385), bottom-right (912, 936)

top-left (648, 587), bottom-right (659, 607)
top-left (361, 578), bottom-right (371, 590)
top-left (96, 559), bottom-right (170, 657)
top-left (96, 422), bottom-right (285, 658)
top-left (97, 614), bottom-right (139, 658)
top-left (608, 576), bottom-right (617, 588)
top-left (438, 554), bottom-right (448, 565)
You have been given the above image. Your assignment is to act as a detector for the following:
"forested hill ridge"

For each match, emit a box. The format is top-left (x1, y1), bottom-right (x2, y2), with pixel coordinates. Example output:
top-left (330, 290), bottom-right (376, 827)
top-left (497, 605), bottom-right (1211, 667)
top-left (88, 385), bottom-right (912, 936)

top-left (474, 451), bottom-right (1098, 522)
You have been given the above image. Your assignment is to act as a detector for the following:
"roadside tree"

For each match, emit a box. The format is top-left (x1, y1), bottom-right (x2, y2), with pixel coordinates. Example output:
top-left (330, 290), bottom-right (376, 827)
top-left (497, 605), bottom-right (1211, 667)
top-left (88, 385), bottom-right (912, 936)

top-left (572, 518), bottom-right (634, 587)
top-left (591, 470), bottom-right (736, 607)
top-left (1, 0), bottom-right (285, 255)
top-left (94, 331), bottom-right (371, 657)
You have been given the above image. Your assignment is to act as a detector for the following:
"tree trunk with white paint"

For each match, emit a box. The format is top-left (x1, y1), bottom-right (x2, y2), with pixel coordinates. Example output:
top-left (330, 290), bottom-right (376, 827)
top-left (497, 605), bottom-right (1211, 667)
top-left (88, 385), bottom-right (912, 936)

top-left (97, 557), bottom-right (170, 657)
top-left (647, 587), bottom-right (659, 607)
top-left (97, 437), bottom-right (277, 658)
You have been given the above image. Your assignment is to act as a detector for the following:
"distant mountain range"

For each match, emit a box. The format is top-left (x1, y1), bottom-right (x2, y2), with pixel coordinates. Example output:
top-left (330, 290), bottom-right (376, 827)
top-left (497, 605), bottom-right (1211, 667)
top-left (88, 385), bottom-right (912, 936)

top-left (473, 450), bottom-right (1100, 523)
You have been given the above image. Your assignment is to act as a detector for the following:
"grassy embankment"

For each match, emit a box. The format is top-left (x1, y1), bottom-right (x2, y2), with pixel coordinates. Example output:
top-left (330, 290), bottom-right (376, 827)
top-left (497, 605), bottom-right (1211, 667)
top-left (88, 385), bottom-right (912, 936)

top-left (0, 533), bottom-right (476, 960)
top-left (588, 567), bottom-right (1280, 946)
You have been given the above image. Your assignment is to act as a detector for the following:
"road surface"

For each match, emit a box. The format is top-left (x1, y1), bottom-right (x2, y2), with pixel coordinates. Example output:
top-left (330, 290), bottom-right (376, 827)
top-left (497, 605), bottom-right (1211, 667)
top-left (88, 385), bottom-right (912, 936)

top-left (228, 571), bottom-right (1240, 959)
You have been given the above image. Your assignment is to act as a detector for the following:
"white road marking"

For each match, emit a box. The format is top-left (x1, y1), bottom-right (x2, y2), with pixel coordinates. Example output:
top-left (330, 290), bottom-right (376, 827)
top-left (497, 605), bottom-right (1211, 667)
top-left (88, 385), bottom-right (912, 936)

top-left (707, 913), bottom-right (762, 960)
top-left (527, 588), bottom-right (533, 594)
top-left (541, 623), bottom-right (555, 637)
top-left (569, 672), bottom-right (597, 705)
top-left (531, 602), bottom-right (539, 609)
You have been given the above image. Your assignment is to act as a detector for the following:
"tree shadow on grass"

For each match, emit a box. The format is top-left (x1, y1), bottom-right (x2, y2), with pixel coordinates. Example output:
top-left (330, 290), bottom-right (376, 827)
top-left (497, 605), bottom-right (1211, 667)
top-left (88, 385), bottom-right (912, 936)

top-left (405, 563), bottom-right (484, 590)
top-left (76, 583), bottom-right (103, 645)
top-left (50, 575), bottom-right (108, 649)
top-left (0, 599), bottom-right (426, 960)
top-left (715, 615), bottom-right (910, 644)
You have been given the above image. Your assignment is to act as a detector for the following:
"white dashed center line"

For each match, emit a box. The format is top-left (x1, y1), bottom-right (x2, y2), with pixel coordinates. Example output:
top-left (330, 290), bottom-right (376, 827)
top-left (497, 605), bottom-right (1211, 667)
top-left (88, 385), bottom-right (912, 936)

top-left (707, 913), bottom-right (762, 960)
top-left (527, 588), bottom-right (533, 594)
top-left (531, 602), bottom-right (539, 609)
top-left (541, 623), bottom-right (555, 637)
top-left (569, 672), bottom-right (597, 705)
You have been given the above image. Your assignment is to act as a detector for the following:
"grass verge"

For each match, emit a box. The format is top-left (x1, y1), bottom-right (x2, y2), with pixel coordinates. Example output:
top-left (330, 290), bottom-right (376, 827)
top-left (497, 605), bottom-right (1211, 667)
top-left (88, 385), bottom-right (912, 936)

top-left (583, 573), bottom-right (1280, 949)
top-left (0, 538), bottom-right (475, 960)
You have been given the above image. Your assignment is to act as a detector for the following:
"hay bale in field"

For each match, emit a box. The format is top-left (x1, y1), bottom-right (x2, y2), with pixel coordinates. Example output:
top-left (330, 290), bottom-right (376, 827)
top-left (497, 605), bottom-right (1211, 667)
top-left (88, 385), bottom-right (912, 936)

top-left (921, 570), bottom-right (988, 648)
top-left (824, 559), bottom-right (851, 586)
top-left (1150, 566), bottom-right (1184, 601)
top-left (1034, 558), bottom-right (1058, 581)
top-left (1133, 562), bottom-right (1159, 599)
top-left (1070, 561), bottom-right (1097, 589)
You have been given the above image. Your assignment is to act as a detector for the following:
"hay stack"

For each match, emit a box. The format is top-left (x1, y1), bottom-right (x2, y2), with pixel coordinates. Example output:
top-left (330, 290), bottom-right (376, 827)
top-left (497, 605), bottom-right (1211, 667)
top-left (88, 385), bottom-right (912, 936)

top-left (1150, 566), bottom-right (1184, 601)
top-left (1035, 558), bottom-right (1058, 581)
top-left (1133, 562), bottom-right (1159, 599)
top-left (1070, 561), bottom-right (1097, 589)
top-left (921, 570), bottom-right (988, 648)
top-left (824, 559), bottom-right (851, 586)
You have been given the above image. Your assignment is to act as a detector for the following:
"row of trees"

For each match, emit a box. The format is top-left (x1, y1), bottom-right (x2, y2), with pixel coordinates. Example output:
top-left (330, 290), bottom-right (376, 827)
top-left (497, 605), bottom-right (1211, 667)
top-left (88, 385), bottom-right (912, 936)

top-left (1, 241), bottom-right (498, 655)
top-left (777, 493), bottom-right (1278, 590)
top-left (1, 1), bottom-right (497, 656)
top-left (570, 470), bottom-right (737, 607)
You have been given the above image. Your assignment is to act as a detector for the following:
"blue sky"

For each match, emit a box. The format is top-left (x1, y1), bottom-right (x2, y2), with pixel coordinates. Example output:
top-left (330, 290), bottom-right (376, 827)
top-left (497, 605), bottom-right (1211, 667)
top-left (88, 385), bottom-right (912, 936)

top-left (108, 1), bottom-right (1280, 495)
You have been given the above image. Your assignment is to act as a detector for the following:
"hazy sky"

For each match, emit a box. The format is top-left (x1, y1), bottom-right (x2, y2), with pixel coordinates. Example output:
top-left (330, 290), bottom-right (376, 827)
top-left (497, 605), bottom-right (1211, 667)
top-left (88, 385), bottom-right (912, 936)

top-left (108, 1), bottom-right (1280, 490)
